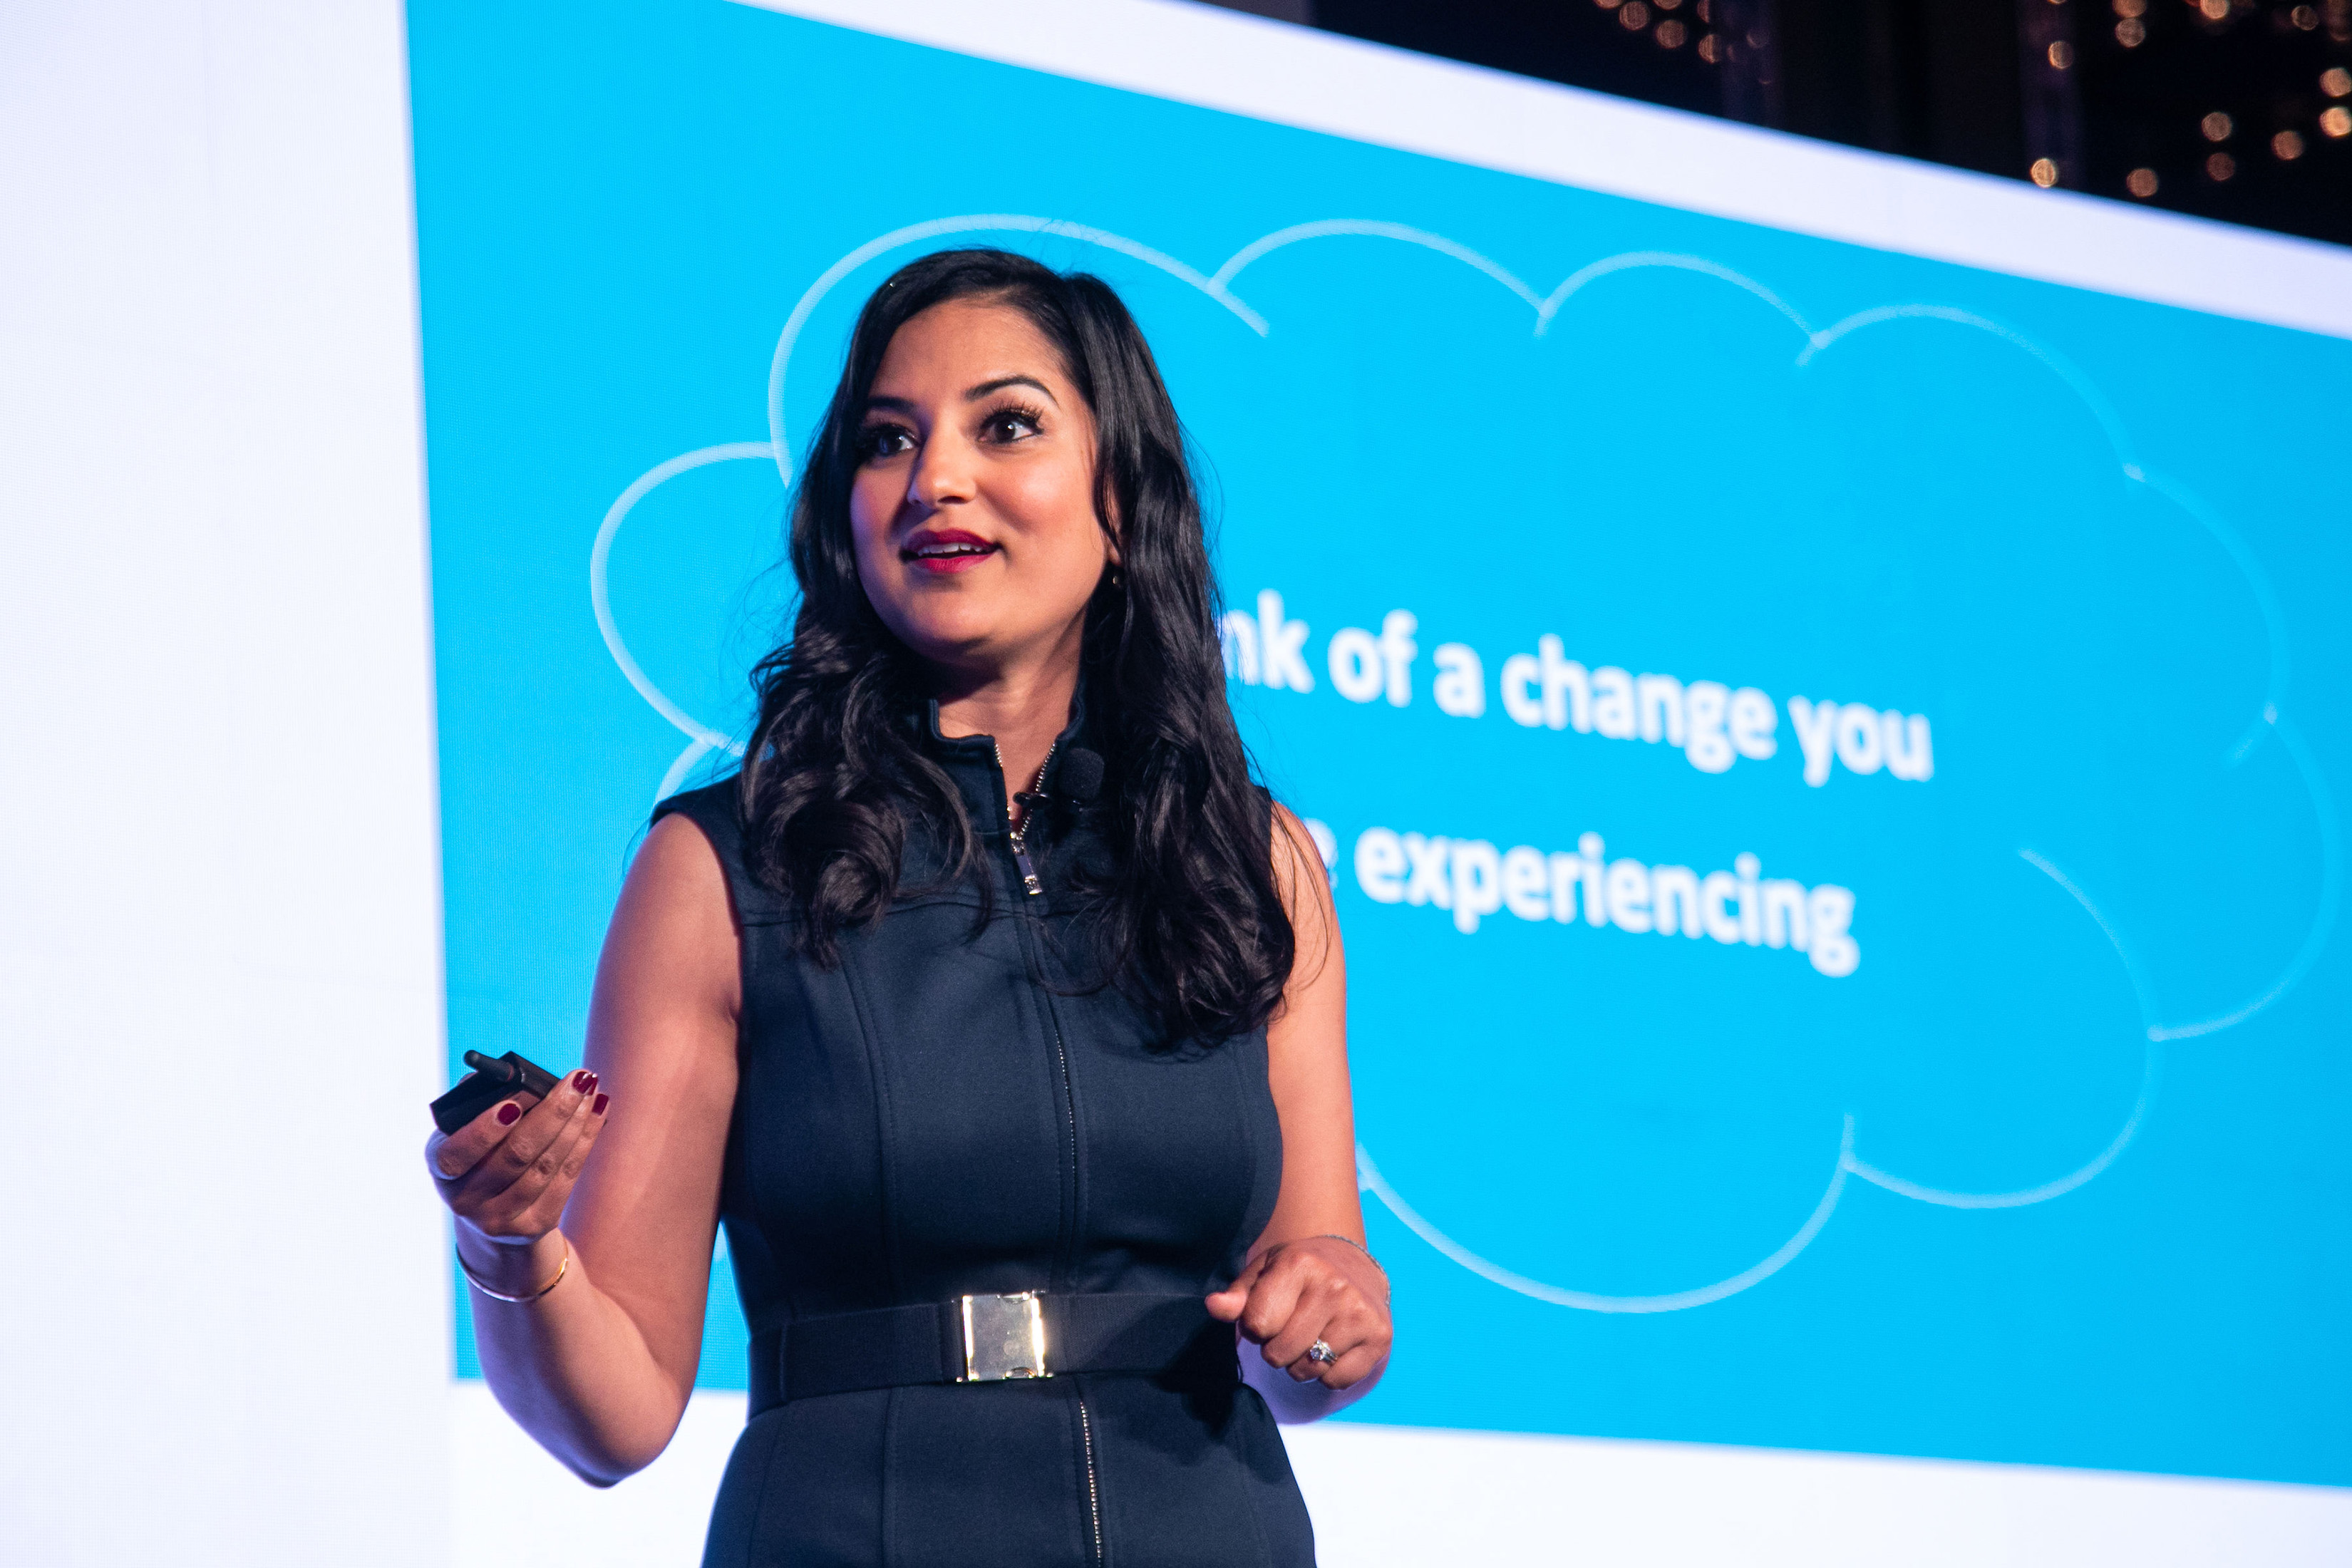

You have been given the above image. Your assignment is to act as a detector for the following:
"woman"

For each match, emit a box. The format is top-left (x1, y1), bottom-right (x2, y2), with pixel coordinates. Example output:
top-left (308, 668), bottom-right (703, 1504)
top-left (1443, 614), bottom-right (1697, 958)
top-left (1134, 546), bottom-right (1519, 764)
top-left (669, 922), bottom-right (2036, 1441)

top-left (425, 249), bottom-right (1392, 1565)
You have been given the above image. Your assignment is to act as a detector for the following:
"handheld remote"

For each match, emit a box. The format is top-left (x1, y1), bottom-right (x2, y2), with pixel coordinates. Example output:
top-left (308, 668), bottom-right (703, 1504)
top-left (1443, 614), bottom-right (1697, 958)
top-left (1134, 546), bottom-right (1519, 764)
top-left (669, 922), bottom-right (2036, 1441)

top-left (430, 1049), bottom-right (564, 1135)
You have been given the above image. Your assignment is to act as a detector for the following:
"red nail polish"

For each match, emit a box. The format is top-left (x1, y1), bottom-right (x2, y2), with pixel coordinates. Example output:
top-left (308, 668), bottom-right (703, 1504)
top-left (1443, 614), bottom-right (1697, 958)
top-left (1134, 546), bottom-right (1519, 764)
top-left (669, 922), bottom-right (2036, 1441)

top-left (495, 1101), bottom-right (522, 1125)
top-left (592, 1093), bottom-right (609, 1115)
top-left (572, 1070), bottom-right (596, 1093)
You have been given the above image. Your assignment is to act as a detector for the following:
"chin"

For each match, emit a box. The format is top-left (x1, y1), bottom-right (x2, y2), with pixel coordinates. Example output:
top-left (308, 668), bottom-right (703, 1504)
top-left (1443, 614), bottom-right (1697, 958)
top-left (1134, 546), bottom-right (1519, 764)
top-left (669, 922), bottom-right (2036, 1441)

top-left (891, 612), bottom-right (1006, 664)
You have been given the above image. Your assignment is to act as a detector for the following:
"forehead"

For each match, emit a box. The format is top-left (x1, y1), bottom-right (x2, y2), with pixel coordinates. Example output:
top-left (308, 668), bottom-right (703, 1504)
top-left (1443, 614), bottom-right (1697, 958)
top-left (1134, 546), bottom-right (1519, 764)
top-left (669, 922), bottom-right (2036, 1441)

top-left (870, 297), bottom-right (1072, 393)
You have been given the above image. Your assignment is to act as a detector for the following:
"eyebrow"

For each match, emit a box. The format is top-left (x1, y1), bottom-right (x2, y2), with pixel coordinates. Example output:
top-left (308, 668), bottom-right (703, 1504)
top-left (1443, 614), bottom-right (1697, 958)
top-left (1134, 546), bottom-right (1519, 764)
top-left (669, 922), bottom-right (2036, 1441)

top-left (964, 374), bottom-right (1057, 404)
top-left (861, 374), bottom-right (1059, 416)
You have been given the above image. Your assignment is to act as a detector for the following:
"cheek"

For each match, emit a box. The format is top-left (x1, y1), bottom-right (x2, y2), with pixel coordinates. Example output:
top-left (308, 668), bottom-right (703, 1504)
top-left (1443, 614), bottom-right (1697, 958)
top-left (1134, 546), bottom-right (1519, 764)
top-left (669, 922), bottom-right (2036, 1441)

top-left (1009, 467), bottom-right (1107, 566)
top-left (848, 476), bottom-right (897, 562)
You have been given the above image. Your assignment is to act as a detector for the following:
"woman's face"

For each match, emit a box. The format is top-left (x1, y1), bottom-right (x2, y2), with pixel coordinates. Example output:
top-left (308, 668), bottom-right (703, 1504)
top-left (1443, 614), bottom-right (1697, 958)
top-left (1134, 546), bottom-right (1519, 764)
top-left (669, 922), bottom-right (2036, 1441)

top-left (850, 298), bottom-right (1112, 686)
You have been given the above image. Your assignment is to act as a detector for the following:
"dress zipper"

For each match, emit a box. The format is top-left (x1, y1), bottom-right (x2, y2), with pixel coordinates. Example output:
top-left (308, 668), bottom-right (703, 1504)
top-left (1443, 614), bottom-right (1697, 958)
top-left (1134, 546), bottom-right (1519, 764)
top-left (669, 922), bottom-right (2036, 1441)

top-left (986, 742), bottom-right (1076, 1247)
top-left (992, 736), bottom-right (1098, 1562)
top-left (992, 738), bottom-right (1056, 898)
top-left (1076, 1393), bottom-right (1105, 1565)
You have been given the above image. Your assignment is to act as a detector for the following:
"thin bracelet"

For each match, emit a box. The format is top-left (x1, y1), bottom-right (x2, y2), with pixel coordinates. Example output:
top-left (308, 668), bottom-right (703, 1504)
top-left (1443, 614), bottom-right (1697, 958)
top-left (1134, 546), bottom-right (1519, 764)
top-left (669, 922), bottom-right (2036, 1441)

top-left (1306, 1232), bottom-right (1391, 1304)
top-left (457, 1235), bottom-right (570, 1304)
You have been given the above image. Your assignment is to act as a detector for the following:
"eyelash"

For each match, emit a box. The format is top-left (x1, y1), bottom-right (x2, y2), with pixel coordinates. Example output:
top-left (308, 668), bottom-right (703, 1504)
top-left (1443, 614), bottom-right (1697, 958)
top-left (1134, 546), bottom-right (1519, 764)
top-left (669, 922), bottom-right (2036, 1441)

top-left (857, 423), bottom-right (915, 462)
top-left (979, 401), bottom-right (1046, 442)
top-left (857, 402), bottom-right (1046, 463)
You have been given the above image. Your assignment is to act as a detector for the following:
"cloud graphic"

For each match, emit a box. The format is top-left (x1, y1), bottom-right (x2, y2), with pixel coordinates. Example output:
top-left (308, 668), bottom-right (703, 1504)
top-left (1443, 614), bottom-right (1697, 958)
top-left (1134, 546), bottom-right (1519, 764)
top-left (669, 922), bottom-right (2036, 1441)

top-left (592, 215), bottom-right (2339, 1313)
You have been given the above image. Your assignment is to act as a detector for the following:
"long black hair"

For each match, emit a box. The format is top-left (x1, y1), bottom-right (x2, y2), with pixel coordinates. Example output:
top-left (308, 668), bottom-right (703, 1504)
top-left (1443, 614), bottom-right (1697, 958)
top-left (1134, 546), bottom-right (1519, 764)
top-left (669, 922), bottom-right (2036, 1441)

top-left (738, 248), bottom-right (1294, 1042)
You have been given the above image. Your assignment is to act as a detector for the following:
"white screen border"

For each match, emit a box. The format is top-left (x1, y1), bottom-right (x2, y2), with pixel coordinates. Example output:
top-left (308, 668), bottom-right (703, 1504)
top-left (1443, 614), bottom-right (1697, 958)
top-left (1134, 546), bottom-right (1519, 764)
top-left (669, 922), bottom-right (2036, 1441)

top-left (743, 0), bottom-right (2352, 342)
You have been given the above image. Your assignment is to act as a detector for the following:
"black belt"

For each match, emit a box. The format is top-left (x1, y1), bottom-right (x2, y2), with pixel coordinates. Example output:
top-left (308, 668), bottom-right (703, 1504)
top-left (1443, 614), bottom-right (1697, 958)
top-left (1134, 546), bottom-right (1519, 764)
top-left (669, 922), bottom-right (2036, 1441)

top-left (749, 1291), bottom-right (1222, 1413)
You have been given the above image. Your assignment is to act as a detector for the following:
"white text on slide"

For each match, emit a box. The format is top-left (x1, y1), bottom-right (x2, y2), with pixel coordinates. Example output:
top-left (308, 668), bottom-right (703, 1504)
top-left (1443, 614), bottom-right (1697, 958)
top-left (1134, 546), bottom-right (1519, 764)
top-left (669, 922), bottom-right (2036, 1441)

top-left (1221, 592), bottom-right (1933, 788)
top-left (1352, 826), bottom-right (1860, 977)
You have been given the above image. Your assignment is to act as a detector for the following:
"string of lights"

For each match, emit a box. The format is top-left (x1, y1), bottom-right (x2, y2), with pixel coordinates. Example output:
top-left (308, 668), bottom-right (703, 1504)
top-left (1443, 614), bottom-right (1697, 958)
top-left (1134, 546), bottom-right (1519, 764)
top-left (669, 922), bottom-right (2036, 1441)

top-left (1229, 0), bottom-right (2348, 246)
top-left (2080, 0), bottom-right (2351, 236)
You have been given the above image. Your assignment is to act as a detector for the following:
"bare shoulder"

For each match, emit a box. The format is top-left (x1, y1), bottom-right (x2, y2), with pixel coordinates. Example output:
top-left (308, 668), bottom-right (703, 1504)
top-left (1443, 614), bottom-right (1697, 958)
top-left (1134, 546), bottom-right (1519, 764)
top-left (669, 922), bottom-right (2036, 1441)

top-left (602, 811), bottom-right (740, 1021)
top-left (1267, 800), bottom-right (1341, 996)
top-left (1267, 802), bottom-right (1328, 907)
top-left (635, 810), bottom-right (731, 899)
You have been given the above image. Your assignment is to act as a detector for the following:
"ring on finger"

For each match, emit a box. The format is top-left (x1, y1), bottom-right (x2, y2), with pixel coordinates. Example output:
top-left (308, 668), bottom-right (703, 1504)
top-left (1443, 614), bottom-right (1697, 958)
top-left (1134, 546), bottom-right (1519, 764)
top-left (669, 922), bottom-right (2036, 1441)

top-left (1306, 1339), bottom-right (1336, 1364)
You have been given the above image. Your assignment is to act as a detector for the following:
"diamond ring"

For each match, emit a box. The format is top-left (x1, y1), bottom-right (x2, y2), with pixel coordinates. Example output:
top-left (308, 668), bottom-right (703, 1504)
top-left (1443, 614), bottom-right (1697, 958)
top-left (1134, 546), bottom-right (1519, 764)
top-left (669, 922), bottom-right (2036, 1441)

top-left (1306, 1339), bottom-right (1335, 1364)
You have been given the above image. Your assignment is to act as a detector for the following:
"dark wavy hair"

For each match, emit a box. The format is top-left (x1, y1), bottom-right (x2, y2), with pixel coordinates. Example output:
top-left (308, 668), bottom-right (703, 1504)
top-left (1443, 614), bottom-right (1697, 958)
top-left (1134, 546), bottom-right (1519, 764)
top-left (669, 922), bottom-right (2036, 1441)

top-left (738, 249), bottom-right (1293, 1041)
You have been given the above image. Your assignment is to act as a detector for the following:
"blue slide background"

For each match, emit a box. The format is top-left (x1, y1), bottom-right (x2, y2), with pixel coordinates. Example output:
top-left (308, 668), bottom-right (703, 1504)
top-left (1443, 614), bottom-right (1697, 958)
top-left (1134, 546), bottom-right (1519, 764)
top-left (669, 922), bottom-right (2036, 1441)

top-left (408, 0), bottom-right (2352, 1484)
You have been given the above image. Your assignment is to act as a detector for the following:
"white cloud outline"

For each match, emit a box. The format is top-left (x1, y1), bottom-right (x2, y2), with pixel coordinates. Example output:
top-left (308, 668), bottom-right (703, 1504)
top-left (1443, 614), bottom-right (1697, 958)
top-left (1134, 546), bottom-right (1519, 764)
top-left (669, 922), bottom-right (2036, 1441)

top-left (589, 215), bottom-right (2341, 1310)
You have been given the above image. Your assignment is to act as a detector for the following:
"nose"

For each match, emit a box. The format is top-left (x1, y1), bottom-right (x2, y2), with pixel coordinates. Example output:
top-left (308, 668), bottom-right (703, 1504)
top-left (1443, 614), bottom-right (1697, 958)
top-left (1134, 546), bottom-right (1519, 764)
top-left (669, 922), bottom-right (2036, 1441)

top-left (905, 427), bottom-right (976, 512)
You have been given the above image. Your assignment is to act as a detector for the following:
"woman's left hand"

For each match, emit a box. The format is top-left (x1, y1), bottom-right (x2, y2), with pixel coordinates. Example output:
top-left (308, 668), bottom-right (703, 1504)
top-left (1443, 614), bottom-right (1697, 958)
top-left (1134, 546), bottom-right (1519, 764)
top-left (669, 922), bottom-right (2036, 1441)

top-left (1206, 1236), bottom-right (1393, 1390)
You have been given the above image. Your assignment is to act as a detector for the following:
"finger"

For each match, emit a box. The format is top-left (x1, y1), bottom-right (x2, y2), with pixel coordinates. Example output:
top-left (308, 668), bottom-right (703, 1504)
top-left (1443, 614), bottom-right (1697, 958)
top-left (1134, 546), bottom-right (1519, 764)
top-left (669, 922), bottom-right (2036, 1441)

top-left (1291, 1294), bottom-right (1391, 1384)
top-left (1311, 1343), bottom-right (1386, 1391)
top-left (507, 1088), bottom-right (612, 1236)
top-left (501, 1085), bottom-right (598, 1215)
top-left (454, 1069), bottom-right (598, 1206)
top-left (1282, 1311), bottom-right (1373, 1384)
top-left (471, 1076), bottom-right (602, 1229)
top-left (1282, 1329), bottom-right (1352, 1383)
top-left (1205, 1252), bottom-right (1272, 1323)
top-left (425, 1094), bottom-right (536, 1182)
top-left (1271, 1316), bottom-right (1337, 1381)
top-left (1234, 1251), bottom-right (1315, 1346)
top-left (1256, 1262), bottom-right (1351, 1368)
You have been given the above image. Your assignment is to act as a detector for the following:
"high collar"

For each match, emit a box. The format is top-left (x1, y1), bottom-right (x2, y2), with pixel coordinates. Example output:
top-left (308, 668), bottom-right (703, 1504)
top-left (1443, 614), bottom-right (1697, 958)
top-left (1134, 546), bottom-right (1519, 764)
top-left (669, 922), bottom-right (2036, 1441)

top-left (915, 682), bottom-right (1093, 832)
top-left (919, 686), bottom-right (1090, 774)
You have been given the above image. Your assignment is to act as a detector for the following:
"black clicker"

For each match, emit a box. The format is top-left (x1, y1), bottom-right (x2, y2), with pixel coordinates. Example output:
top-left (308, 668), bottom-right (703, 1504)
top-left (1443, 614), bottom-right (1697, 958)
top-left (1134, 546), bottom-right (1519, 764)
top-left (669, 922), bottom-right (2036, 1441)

top-left (430, 1049), bottom-right (563, 1135)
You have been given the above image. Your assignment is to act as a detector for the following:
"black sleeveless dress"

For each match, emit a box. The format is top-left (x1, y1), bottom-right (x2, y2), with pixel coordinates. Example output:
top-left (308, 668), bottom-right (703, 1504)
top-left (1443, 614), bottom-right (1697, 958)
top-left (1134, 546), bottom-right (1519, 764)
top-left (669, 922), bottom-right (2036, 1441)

top-left (653, 704), bottom-right (1316, 1567)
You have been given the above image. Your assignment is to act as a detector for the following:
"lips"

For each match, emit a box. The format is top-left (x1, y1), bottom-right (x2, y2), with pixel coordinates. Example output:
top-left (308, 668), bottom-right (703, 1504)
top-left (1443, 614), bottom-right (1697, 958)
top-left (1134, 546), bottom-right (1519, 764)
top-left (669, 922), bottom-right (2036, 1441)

top-left (901, 528), bottom-right (999, 574)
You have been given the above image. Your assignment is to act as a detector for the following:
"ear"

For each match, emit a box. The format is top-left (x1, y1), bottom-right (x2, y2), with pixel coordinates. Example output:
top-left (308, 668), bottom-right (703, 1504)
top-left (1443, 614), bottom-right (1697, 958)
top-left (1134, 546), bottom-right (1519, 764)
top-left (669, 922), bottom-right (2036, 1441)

top-left (1096, 525), bottom-right (1124, 594)
top-left (1092, 465), bottom-right (1123, 563)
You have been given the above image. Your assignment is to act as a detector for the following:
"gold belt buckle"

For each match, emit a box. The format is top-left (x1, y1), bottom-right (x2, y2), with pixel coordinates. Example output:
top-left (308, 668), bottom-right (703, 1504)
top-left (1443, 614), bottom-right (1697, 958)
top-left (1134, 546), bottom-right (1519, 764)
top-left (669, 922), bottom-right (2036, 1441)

top-left (958, 1291), bottom-right (1050, 1382)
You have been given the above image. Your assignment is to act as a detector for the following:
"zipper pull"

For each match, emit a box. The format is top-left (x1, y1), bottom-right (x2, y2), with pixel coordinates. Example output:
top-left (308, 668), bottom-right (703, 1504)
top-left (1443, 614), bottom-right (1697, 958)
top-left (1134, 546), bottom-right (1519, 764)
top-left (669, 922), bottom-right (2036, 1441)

top-left (1002, 743), bottom-right (1053, 898)
top-left (1007, 819), bottom-right (1045, 897)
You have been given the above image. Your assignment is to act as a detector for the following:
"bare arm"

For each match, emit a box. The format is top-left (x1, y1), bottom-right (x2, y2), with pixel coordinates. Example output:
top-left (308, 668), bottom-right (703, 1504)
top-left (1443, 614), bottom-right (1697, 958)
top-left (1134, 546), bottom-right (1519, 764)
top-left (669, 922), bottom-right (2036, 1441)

top-left (1206, 805), bottom-right (1393, 1416)
top-left (424, 813), bottom-right (741, 1482)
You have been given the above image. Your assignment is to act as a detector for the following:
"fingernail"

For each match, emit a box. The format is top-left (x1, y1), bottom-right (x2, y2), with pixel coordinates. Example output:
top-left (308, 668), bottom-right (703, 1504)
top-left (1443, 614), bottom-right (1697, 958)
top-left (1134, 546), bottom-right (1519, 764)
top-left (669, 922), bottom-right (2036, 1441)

top-left (592, 1092), bottom-right (609, 1115)
top-left (572, 1070), bottom-right (597, 1093)
top-left (495, 1101), bottom-right (522, 1125)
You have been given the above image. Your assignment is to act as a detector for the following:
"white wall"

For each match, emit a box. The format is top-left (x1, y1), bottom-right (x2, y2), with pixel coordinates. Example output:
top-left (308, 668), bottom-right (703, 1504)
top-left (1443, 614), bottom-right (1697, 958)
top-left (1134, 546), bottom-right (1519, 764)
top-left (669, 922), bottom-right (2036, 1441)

top-left (0, 4), bottom-right (448, 1563)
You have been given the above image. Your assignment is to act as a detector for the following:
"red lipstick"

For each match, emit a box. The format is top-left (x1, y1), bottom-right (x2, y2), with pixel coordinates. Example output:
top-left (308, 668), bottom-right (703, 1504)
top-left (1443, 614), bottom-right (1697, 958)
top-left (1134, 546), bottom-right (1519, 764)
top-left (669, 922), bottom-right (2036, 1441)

top-left (900, 527), bottom-right (998, 574)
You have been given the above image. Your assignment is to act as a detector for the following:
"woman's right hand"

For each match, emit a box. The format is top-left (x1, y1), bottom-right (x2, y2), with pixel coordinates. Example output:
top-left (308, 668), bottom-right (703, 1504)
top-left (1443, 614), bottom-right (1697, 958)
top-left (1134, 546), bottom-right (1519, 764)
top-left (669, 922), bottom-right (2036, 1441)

top-left (424, 1068), bottom-right (610, 1290)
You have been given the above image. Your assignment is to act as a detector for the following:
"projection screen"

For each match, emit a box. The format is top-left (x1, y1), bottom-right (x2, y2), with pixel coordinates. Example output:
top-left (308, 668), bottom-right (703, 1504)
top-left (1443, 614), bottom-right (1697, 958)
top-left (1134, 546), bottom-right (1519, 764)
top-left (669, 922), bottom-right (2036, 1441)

top-left (7, 2), bottom-right (2348, 1564)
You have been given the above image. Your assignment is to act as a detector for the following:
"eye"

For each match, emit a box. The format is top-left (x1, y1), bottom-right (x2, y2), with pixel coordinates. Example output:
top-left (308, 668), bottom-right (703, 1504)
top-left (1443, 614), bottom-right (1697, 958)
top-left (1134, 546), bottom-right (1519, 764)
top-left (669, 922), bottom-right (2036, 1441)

top-left (979, 403), bottom-right (1045, 444)
top-left (857, 423), bottom-right (916, 463)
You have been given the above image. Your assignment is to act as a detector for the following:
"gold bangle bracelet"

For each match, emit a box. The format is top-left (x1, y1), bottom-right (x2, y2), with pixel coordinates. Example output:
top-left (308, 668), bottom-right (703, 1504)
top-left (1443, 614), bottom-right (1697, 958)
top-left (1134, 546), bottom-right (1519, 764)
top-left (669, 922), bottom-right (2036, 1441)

top-left (458, 1235), bottom-right (570, 1304)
